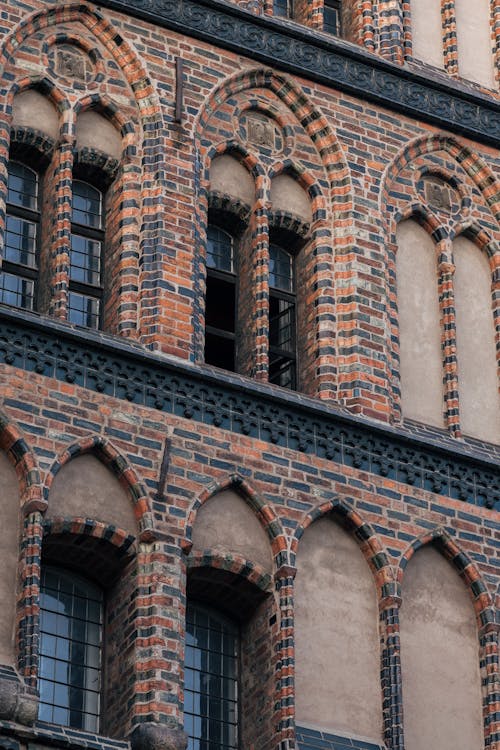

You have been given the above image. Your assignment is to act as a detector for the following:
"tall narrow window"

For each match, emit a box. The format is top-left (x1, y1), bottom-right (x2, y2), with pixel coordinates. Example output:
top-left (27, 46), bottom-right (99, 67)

top-left (324, 0), bottom-right (342, 35)
top-left (269, 243), bottom-right (296, 389)
top-left (273, 0), bottom-right (294, 18)
top-left (184, 602), bottom-right (239, 750)
top-left (0, 161), bottom-right (39, 311)
top-left (205, 225), bottom-right (237, 372)
top-left (69, 181), bottom-right (104, 329)
top-left (38, 566), bottom-right (103, 731)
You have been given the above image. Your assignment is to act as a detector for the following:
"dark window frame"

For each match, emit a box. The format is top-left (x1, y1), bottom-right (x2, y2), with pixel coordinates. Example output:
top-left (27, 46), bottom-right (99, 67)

top-left (273, 0), bottom-right (294, 19)
top-left (268, 242), bottom-right (297, 390)
top-left (184, 601), bottom-right (240, 750)
top-left (323, 0), bottom-right (342, 36)
top-left (69, 180), bottom-right (105, 330)
top-left (204, 224), bottom-right (238, 373)
top-left (1, 160), bottom-right (42, 311)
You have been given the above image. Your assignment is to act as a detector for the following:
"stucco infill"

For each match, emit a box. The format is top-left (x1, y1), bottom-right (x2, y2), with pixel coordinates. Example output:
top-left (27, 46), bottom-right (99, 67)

top-left (94, 0), bottom-right (500, 147)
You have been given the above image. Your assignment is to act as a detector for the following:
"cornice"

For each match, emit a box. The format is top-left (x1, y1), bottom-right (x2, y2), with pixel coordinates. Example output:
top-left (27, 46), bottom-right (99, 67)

top-left (92, 0), bottom-right (500, 147)
top-left (0, 307), bottom-right (498, 511)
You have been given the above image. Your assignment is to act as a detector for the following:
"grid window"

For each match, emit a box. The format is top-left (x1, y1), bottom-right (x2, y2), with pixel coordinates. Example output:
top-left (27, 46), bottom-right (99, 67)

top-left (273, 0), bottom-right (293, 18)
top-left (205, 225), bottom-right (237, 371)
top-left (0, 161), bottom-right (40, 311)
top-left (184, 603), bottom-right (239, 750)
top-left (38, 567), bottom-right (103, 732)
top-left (324, 0), bottom-right (342, 35)
top-left (69, 181), bottom-right (104, 329)
top-left (269, 243), bottom-right (297, 389)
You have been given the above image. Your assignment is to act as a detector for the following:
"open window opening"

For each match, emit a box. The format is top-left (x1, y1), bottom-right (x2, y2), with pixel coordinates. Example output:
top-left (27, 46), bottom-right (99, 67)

top-left (204, 224), bottom-right (237, 372)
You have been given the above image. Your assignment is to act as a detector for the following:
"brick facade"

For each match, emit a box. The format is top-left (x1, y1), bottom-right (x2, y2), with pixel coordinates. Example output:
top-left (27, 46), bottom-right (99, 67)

top-left (0, 2), bottom-right (498, 750)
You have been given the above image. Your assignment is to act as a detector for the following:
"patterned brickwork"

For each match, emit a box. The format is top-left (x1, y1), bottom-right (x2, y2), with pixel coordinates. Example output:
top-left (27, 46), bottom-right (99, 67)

top-left (0, 2), bottom-right (498, 750)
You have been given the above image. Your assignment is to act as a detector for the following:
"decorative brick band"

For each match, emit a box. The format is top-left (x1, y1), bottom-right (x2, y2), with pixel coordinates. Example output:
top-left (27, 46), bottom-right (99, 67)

top-left (92, 0), bottom-right (500, 147)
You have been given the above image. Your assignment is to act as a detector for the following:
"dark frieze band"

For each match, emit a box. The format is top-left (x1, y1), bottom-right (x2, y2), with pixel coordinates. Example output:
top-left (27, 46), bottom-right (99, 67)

top-left (94, 0), bottom-right (500, 147)
top-left (0, 307), bottom-right (498, 510)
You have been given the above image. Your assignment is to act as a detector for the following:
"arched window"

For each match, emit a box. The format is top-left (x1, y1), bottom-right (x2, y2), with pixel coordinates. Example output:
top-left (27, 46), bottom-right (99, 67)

top-left (0, 161), bottom-right (40, 311)
top-left (204, 224), bottom-right (237, 372)
top-left (184, 602), bottom-right (239, 750)
top-left (68, 181), bottom-right (104, 329)
top-left (269, 242), bottom-right (297, 388)
top-left (38, 566), bottom-right (103, 732)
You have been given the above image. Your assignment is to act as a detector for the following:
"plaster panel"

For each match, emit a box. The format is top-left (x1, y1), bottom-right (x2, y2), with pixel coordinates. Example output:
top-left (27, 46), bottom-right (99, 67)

top-left (209, 155), bottom-right (254, 206)
top-left (0, 452), bottom-right (19, 666)
top-left (455, 0), bottom-right (495, 88)
top-left (400, 546), bottom-right (483, 750)
top-left (270, 174), bottom-right (312, 223)
top-left (409, 0), bottom-right (444, 68)
top-left (396, 220), bottom-right (444, 428)
top-left (75, 111), bottom-right (122, 159)
top-left (47, 454), bottom-right (137, 533)
top-left (453, 236), bottom-right (499, 444)
top-left (192, 489), bottom-right (272, 573)
top-left (12, 90), bottom-right (59, 140)
top-left (294, 517), bottom-right (382, 742)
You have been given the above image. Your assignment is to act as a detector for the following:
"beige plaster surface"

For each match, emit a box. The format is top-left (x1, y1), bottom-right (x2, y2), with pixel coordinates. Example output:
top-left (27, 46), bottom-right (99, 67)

top-left (270, 174), bottom-right (312, 223)
top-left (47, 454), bottom-right (137, 533)
top-left (400, 546), bottom-right (483, 750)
top-left (209, 155), bottom-right (255, 206)
top-left (12, 90), bottom-right (59, 140)
top-left (75, 111), bottom-right (122, 159)
top-left (0, 452), bottom-right (19, 666)
top-left (453, 236), bottom-right (499, 444)
top-left (410, 0), bottom-right (444, 68)
top-left (192, 489), bottom-right (272, 573)
top-left (396, 221), bottom-right (444, 428)
top-left (294, 518), bottom-right (383, 741)
top-left (455, 0), bottom-right (495, 88)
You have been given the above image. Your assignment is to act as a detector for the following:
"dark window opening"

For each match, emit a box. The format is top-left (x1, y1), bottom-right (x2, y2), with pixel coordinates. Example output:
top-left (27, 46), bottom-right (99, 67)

top-left (273, 0), bottom-right (294, 18)
top-left (204, 225), bottom-right (237, 372)
top-left (324, 0), bottom-right (342, 35)
top-left (184, 602), bottom-right (239, 750)
top-left (0, 161), bottom-right (40, 311)
top-left (269, 243), bottom-right (297, 389)
top-left (69, 181), bottom-right (104, 329)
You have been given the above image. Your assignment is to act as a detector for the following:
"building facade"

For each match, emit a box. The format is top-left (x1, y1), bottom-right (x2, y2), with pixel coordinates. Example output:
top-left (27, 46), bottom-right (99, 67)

top-left (0, 2), bottom-right (498, 750)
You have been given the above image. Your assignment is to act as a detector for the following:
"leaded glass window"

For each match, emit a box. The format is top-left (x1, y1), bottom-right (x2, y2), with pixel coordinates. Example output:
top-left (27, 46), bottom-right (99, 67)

top-left (0, 161), bottom-right (40, 310)
top-left (184, 603), bottom-right (239, 750)
top-left (38, 567), bottom-right (103, 732)
top-left (69, 181), bottom-right (104, 329)
top-left (269, 243), bottom-right (297, 389)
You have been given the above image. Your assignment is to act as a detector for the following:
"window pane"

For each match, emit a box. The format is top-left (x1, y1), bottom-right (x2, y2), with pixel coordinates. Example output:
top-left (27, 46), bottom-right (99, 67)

top-left (7, 162), bottom-right (38, 210)
top-left (206, 226), bottom-right (233, 272)
top-left (269, 353), bottom-right (296, 390)
top-left (324, 0), bottom-right (341, 35)
top-left (68, 292), bottom-right (100, 329)
top-left (273, 0), bottom-right (293, 17)
top-left (0, 272), bottom-right (34, 310)
top-left (184, 604), bottom-right (238, 750)
top-left (72, 182), bottom-right (102, 229)
top-left (269, 244), bottom-right (293, 292)
top-left (38, 567), bottom-right (103, 731)
top-left (5, 216), bottom-right (37, 267)
top-left (70, 235), bottom-right (101, 285)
